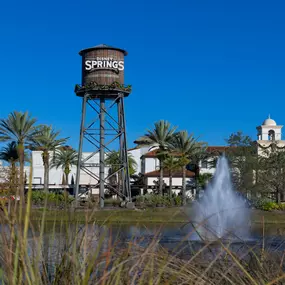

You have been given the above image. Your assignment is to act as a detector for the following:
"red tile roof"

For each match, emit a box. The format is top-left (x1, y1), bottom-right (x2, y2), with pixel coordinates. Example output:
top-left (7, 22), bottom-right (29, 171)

top-left (206, 146), bottom-right (229, 153)
top-left (144, 169), bottom-right (195, 178)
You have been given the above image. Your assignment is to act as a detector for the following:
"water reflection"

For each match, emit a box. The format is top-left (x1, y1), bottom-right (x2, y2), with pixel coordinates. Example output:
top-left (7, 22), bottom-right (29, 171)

top-left (40, 222), bottom-right (285, 247)
top-left (19, 221), bottom-right (285, 280)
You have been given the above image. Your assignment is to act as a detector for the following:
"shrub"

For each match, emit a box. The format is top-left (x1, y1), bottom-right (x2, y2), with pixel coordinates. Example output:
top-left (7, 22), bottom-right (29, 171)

top-left (251, 197), bottom-right (274, 210)
top-left (174, 195), bottom-right (182, 206)
top-left (31, 191), bottom-right (73, 207)
top-left (104, 198), bottom-right (121, 207)
top-left (262, 201), bottom-right (279, 211)
top-left (254, 199), bottom-right (285, 211)
top-left (135, 194), bottom-right (182, 207)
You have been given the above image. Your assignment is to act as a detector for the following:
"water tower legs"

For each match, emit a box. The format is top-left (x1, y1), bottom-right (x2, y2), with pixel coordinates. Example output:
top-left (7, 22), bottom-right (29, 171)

top-left (74, 93), bottom-right (131, 207)
top-left (99, 98), bottom-right (105, 208)
top-left (74, 94), bottom-right (87, 207)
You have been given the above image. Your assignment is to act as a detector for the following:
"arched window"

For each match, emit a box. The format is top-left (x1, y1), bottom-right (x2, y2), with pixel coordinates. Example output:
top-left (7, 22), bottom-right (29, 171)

top-left (268, 130), bottom-right (275, 141)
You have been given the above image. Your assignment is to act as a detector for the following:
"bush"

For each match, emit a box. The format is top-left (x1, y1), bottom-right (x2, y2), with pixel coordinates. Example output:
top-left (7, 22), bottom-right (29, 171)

top-left (262, 201), bottom-right (279, 211)
top-left (135, 194), bottom-right (182, 208)
top-left (104, 198), bottom-right (121, 207)
top-left (251, 197), bottom-right (274, 210)
top-left (252, 197), bottom-right (285, 211)
top-left (174, 195), bottom-right (182, 206)
top-left (31, 191), bottom-right (73, 207)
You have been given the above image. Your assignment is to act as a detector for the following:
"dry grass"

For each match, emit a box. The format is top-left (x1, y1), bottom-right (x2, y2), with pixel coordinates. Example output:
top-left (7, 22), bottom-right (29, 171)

top-left (0, 181), bottom-right (285, 284)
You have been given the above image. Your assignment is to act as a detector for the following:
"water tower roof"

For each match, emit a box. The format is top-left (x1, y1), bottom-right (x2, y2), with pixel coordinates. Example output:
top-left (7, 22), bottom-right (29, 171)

top-left (79, 44), bottom-right (128, 56)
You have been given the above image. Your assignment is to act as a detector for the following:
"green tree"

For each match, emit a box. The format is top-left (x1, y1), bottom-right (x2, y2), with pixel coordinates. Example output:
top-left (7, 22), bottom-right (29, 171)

top-left (105, 151), bottom-right (138, 194)
top-left (225, 131), bottom-right (256, 196)
top-left (171, 131), bottom-right (204, 205)
top-left (105, 151), bottom-right (137, 176)
top-left (51, 148), bottom-right (77, 191)
top-left (0, 111), bottom-right (41, 200)
top-left (0, 141), bottom-right (19, 193)
top-left (259, 151), bottom-right (285, 204)
top-left (30, 126), bottom-right (68, 193)
top-left (163, 156), bottom-right (180, 196)
top-left (134, 120), bottom-right (177, 195)
top-left (196, 173), bottom-right (213, 190)
top-left (188, 144), bottom-right (209, 193)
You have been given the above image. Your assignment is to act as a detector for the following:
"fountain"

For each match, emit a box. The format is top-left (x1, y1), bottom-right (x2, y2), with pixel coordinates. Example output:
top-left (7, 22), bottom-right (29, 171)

top-left (193, 155), bottom-right (250, 240)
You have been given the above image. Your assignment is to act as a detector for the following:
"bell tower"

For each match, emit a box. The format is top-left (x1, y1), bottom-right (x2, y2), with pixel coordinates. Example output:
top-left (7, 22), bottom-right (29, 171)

top-left (256, 115), bottom-right (282, 141)
top-left (256, 115), bottom-right (285, 155)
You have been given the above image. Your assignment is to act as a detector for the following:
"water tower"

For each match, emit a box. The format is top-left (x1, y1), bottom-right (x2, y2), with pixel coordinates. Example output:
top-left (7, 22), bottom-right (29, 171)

top-left (74, 44), bottom-right (132, 208)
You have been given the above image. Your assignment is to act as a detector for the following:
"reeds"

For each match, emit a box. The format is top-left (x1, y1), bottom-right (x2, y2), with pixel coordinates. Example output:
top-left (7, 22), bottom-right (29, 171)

top-left (0, 181), bottom-right (285, 284)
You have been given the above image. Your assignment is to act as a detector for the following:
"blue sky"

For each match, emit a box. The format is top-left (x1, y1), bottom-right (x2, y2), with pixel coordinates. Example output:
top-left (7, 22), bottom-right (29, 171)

top-left (1, 0), bottom-right (285, 149)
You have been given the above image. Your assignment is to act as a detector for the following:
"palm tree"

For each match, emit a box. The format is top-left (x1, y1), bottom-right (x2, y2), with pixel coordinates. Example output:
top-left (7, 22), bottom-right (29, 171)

top-left (0, 141), bottom-right (19, 193)
top-left (134, 120), bottom-right (177, 195)
top-left (197, 173), bottom-right (213, 190)
top-left (51, 148), bottom-right (77, 191)
top-left (29, 126), bottom-right (68, 192)
top-left (0, 111), bottom-right (41, 199)
top-left (189, 144), bottom-right (209, 195)
top-left (171, 131), bottom-right (204, 205)
top-left (106, 151), bottom-right (137, 175)
top-left (163, 156), bottom-right (180, 196)
top-left (105, 151), bottom-right (137, 193)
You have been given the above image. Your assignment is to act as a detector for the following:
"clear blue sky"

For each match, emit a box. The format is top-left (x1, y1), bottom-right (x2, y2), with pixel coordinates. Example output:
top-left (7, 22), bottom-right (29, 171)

top-left (1, 0), bottom-right (285, 149)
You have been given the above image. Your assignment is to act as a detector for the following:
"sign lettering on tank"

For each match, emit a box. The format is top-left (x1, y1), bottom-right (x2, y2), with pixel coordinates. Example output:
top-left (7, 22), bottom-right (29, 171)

top-left (85, 57), bottom-right (124, 71)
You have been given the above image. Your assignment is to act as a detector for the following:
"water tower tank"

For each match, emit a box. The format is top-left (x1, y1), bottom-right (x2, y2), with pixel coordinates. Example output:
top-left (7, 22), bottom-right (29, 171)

top-left (75, 44), bottom-right (130, 98)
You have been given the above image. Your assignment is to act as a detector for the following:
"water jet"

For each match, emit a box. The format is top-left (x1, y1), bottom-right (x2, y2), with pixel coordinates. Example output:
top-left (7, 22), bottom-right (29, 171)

top-left (193, 155), bottom-right (250, 241)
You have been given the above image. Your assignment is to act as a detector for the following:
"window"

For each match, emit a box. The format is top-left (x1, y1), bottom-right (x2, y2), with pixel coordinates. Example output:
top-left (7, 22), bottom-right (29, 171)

top-left (33, 177), bottom-right (42, 184)
top-left (268, 130), bottom-right (275, 141)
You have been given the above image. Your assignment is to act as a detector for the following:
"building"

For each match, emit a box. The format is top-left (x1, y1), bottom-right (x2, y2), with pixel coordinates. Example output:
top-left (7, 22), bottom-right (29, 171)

top-left (256, 116), bottom-right (285, 156)
top-left (0, 116), bottom-right (282, 197)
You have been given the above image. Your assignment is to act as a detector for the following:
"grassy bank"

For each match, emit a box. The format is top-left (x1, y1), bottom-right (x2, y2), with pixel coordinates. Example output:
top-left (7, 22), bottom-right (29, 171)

top-left (30, 207), bottom-right (285, 224)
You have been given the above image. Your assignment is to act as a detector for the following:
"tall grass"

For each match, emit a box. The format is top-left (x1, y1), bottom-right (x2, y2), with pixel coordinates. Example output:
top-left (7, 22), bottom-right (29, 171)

top-left (0, 182), bottom-right (285, 284)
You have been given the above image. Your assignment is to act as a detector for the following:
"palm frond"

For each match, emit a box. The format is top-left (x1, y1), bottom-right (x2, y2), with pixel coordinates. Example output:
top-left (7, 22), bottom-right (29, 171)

top-left (0, 141), bottom-right (19, 162)
top-left (134, 120), bottom-right (177, 151)
top-left (0, 111), bottom-right (40, 144)
top-left (50, 148), bottom-right (78, 170)
top-left (30, 125), bottom-right (68, 151)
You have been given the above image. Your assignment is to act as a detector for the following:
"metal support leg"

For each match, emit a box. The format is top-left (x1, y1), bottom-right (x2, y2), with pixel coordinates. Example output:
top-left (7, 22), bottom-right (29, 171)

top-left (99, 98), bottom-right (105, 208)
top-left (117, 98), bottom-right (125, 199)
top-left (75, 94), bottom-right (88, 206)
top-left (120, 96), bottom-right (131, 202)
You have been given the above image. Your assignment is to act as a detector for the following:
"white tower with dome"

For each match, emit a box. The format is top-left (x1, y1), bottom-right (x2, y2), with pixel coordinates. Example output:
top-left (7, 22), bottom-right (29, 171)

top-left (256, 115), bottom-right (285, 155)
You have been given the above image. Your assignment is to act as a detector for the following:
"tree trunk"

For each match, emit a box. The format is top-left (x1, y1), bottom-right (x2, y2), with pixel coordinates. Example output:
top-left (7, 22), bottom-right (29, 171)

top-left (18, 143), bottom-right (25, 204)
top-left (159, 159), bottom-right (163, 195)
top-left (195, 164), bottom-right (200, 200)
top-left (43, 151), bottom-right (50, 193)
top-left (277, 190), bottom-right (281, 204)
top-left (10, 162), bottom-right (16, 194)
top-left (65, 172), bottom-right (69, 194)
top-left (169, 170), bottom-right (172, 197)
top-left (182, 166), bottom-right (186, 206)
top-left (282, 191), bottom-right (285, 202)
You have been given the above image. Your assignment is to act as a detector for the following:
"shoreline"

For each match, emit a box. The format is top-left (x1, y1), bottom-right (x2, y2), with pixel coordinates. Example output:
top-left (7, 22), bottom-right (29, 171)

top-left (28, 207), bottom-right (285, 225)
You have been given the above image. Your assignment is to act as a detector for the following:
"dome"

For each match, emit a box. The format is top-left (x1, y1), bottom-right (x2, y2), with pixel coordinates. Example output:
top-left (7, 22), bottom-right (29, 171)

top-left (262, 117), bottom-right (277, 126)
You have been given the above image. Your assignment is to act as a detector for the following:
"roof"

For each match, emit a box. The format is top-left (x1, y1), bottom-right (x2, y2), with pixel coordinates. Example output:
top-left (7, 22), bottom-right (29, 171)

top-left (144, 169), bottom-right (195, 178)
top-left (143, 150), bottom-right (157, 158)
top-left (262, 118), bottom-right (277, 126)
top-left (79, 44), bottom-right (128, 56)
top-left (142, 146), bottom-right (229, 158)
top-left (206, 146), bottom-right (229, 153)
